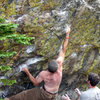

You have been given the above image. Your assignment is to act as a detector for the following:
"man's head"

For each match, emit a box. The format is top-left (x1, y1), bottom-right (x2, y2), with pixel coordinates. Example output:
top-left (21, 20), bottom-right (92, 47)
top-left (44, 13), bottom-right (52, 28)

top-left (48, 60), bottom-right (58, 73)
top-left (88, 73), bottom-right (100, 87)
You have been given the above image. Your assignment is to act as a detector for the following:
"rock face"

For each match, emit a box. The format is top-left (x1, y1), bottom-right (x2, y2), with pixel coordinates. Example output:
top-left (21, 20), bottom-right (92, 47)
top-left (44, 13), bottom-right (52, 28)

top-left (0, 0), bottom-right (100, 100)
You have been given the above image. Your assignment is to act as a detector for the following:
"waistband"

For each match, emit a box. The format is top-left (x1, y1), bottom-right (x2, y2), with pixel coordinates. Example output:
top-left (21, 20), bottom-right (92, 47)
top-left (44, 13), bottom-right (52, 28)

top-left (41, 86), bottom-right (58, 95)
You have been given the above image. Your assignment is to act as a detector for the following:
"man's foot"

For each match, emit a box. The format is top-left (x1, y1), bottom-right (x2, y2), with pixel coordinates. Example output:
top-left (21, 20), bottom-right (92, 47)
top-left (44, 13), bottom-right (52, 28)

top-left (62, 94), bottom-right (71, 100)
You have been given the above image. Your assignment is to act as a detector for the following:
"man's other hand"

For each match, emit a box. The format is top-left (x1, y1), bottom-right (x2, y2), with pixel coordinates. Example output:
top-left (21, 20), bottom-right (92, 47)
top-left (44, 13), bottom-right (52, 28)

top-left (62, 94), bottom-right (71, 100)
top-left (75, 88), bottom-right (81, 96)
top-left (22, 67), bottom-right (29, 73)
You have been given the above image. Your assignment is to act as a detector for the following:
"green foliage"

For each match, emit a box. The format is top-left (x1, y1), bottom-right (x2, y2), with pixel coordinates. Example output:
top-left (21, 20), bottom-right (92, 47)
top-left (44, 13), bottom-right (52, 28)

top-left (12, 34), bottom-right (35, 45)
top-left (0, 17), bottom-right (35, 86)
top-left (0, 51), bottom-right (17, 58)
top-left (0, 34), bottom-right (17, 41)
top-left (0, 66), bottom-right (11, 71)
top-left (0, 23), bottom-right (18, 35)
top-left (0, 18), bottom-right (35, 45)
top-left (0, 17), bottom-right (5, 23)
top-left (0, 79), bottom-right (16, 86)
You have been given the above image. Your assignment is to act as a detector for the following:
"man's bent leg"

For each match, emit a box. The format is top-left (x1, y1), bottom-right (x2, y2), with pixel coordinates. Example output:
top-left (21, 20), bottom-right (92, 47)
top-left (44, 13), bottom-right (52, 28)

top-left (6, 90), bottom-right (27, 100)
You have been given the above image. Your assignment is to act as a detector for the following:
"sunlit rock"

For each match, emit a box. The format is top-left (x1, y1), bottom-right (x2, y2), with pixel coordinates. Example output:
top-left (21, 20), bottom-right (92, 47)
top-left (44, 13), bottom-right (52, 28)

top-left (26, 45), bottom-right (35, 54)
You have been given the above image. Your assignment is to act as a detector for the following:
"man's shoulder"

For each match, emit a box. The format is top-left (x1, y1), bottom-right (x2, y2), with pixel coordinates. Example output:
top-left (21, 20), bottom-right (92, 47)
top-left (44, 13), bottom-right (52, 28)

top-left (82, 87), bottom-right (100, 94)
top-left (80, 87), bottom-right (100, 100)
top-left (40, 70), bottom-right (47, 74)
top-left (81, 90), bottom-right (89, 96)
top-left (79, 89), bottom-right (94, 100)
top-left (79, 91), bottom-right (88, 100)
top-left (80, 89), bottom-right (92, 98)
top-left (96, 87), bottom-right (100, 91)
top-left (38, 70), bottom-right (47, 76)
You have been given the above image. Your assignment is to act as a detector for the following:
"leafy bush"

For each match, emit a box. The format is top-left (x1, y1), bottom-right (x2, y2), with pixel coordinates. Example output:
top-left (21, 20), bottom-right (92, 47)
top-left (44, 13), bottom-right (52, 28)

top-left (0, 17), bottom-right (35, 86)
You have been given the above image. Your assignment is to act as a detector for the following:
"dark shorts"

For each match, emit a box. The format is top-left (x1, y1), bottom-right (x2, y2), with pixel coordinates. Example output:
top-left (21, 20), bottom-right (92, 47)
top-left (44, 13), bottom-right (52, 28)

top-left (8, 87), bottom-right (57, 100)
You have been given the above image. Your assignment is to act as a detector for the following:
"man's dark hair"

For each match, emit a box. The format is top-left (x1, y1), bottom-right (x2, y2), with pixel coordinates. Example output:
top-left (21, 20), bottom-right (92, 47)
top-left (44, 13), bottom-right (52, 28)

top-left (48, 60), bottom-right (58, 73)
top-left (88, 73), bottom-right (100, 86)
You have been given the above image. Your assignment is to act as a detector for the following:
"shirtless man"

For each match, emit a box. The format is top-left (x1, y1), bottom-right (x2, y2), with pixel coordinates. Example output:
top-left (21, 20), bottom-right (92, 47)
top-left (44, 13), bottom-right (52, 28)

top-left (5, 26), bottom-right (71, 100)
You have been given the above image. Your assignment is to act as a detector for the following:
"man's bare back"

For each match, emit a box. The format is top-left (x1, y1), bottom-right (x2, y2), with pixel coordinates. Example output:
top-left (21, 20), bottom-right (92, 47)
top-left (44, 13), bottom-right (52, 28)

top-left (36, 69), bottom-right (62, 93)
top-left (35, 56), bottom-right (63, 93)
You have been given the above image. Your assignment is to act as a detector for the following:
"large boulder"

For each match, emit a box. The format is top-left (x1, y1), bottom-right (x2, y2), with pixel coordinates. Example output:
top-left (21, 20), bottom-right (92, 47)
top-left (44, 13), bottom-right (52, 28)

top-left (0, 0), bottom-right (100, 99)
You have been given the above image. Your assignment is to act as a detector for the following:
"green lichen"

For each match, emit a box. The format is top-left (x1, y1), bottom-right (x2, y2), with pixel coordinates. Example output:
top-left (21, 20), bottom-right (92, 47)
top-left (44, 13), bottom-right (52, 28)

top-left (0, 1), bottom-right (16, 18)
top-left (81, 84), bottom-right (88, 90)
top-left (36, 33), bottom-right (61, 57)
top-left (29, 0), bottom-right (41, 8)
top-left (92, 65), bottom-right (100, 74)
top-left (71, 9), bottom-right (99, 46)
top-left (41, 0), bottom-right (59, 11)
top-left (29, 0), bottom-right (41, 3)
top-left (98, 84), bottom-right (100, 88)
top-left (80, 47), bottom-right (92, 69)
top-left (85, 59), bottom-right (98, 75)
top-left (71, 9), bottom-right (99, 51)
top-left (63, 9), bottom-right (100, 74)
top-left (2, 39), bottom-right (10, 51)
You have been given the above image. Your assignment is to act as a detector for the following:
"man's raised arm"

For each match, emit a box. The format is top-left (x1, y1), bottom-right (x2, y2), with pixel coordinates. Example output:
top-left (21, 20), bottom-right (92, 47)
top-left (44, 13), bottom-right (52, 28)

top-left (56, 26), bottom-right (71, 69)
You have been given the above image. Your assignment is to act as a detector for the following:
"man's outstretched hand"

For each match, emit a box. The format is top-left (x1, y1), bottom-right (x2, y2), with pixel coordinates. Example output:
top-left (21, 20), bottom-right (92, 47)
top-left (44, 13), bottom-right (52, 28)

top-left (22, 67), bottom-right (29, 73)
top-left (66, 25), bottom-right (71, 34)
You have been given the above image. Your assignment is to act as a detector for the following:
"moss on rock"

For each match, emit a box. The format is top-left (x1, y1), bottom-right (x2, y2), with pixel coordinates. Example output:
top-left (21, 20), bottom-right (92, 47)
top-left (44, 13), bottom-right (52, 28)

top-left (41, 0), bottom-right (59, 11)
